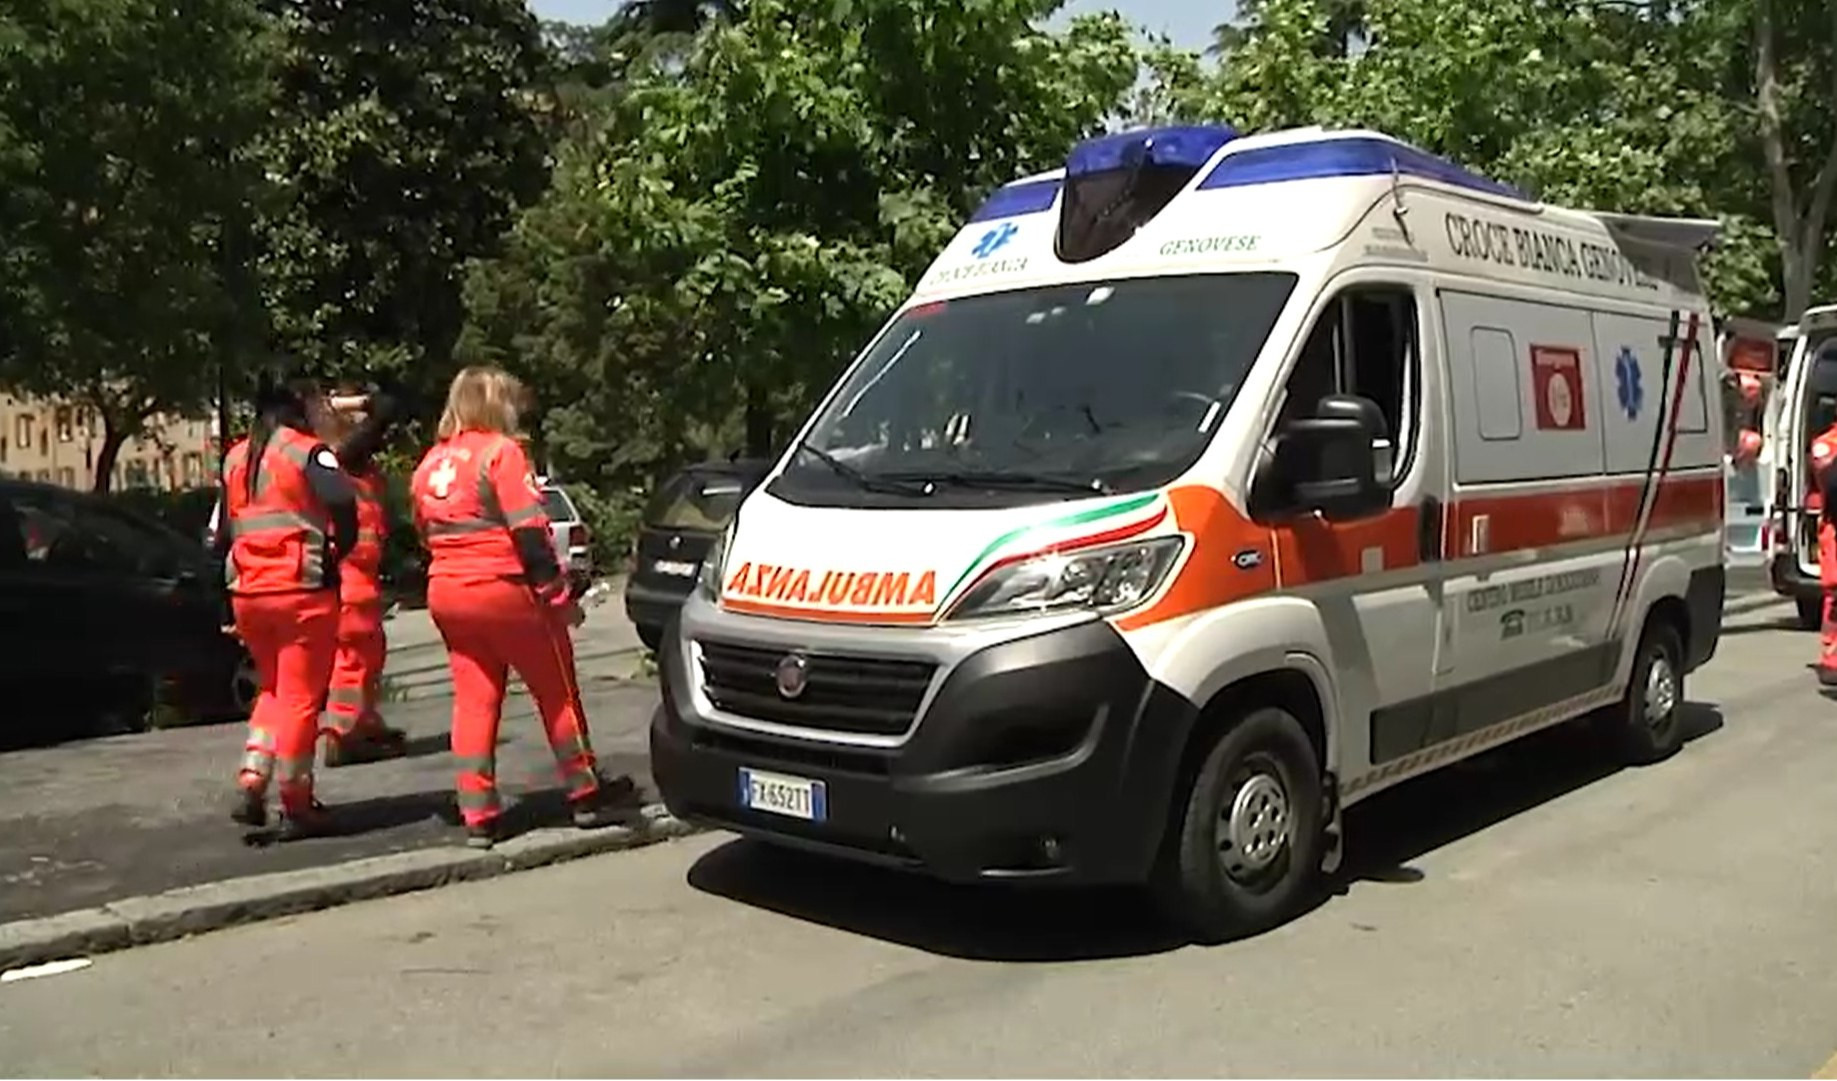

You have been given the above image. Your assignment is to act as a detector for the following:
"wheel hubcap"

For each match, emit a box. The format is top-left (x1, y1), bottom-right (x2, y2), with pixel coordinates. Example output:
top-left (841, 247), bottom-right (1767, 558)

top-left (1218, 770), bottom-right (1291, 880)
top-left (1643, 650), bottom-right (1677, 729)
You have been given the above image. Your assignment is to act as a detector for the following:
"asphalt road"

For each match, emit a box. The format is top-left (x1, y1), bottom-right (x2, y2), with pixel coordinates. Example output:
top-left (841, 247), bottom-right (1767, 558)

top-left (4, 602), bottom-right (1836, 1078)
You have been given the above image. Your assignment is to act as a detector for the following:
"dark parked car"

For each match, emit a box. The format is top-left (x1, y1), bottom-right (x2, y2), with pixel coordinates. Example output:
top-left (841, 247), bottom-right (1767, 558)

top-left (1, 478), bottom-right (256, 742)
top-left (625, 459), bottom-right (771, 651)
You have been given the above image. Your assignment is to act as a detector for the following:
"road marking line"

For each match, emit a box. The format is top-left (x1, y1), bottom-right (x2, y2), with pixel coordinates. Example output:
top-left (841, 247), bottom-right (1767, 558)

top-left (1, 958), bottom-right (91, 984)
top-left (1812, 1049), bottom-right (1837, 1079)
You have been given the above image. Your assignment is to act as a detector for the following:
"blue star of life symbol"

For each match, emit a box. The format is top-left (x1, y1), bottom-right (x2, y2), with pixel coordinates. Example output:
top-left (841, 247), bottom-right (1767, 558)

top-left (971, 221), bottom-right (1019, 259)
top-left (1614, 346), bottom-right (1644, 420)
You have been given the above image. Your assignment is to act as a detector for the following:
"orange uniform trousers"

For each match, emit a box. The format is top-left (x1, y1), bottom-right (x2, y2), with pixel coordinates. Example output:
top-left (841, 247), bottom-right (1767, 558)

top-left (236, 590), bottom-right (339, 813)
top-left (428, 576), bottom-right (601, 826)
top-left (324, 599), bottom-right (388, 741)
top-left (1820, 519), bottom-right (1837, 680)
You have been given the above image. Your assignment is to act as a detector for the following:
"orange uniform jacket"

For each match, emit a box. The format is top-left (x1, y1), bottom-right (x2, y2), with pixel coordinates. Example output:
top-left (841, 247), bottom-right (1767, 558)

top-left (341, 469), bottom-right (388, 606)
top-left (412, 431), bottom-right (568, 603)
top-left (221, 427), bottom-right (342, 595)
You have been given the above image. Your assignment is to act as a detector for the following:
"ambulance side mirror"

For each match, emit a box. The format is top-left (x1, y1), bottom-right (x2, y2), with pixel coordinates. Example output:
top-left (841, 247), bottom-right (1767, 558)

top-left (1252, 393), bottom-right (1389, 523)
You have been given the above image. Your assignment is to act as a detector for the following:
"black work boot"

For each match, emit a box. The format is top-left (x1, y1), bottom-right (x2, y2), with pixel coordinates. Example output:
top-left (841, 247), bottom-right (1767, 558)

top-left (277, 800), bottom-right (333, 842)
top-left (570, 773), bottom-right (645, 830)
top-left (230, 785), bottom-right (267, 828)
top-left (323, 727), bottom-right (409, 768)
top-left (465, 817), bottom-right (503, 850)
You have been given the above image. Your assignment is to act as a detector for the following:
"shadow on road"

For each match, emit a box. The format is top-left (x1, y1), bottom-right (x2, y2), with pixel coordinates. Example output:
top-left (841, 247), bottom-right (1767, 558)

top-left (686, 702), bottom-right (1725, 963)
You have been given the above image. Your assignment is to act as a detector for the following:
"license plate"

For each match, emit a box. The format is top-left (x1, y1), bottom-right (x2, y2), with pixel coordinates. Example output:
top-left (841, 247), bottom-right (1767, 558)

top-left (652, 559), bottom-right (699, 577)
top-left (738, 768), bottom-right (827, 822)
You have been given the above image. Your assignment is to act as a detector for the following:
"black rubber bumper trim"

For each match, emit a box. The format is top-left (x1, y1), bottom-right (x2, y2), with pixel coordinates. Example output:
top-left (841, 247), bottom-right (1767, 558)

top-left (652, 618), bottom-right (1199, 885)
top-left (1684, 564), bottom-right (1724, 672)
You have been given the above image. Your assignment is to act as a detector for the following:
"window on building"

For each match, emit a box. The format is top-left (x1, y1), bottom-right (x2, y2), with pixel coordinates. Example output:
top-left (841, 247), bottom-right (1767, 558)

top-left (0, 435), bottom-right (7, 464)
top-left (56, 467), bottom-right (75, 489)
top-left (55, 407), bottom-right (72, 442)
top-left (38, 428), bottom-right (47, 456)
top-left (36, 469), bottom-right (51, 483)
top-left (126, 461), bottom-right (149, 489)
top-left (16, 414), bottom-right (33, 446)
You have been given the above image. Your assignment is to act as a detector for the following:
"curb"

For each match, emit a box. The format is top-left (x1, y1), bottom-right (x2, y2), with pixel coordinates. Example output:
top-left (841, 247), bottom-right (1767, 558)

top-left (0, 805), bottom-right (700, 974)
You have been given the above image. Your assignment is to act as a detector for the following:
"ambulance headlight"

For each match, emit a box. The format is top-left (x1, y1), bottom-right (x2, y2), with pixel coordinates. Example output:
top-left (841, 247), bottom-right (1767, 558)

top-left (945, 537), bottom-right (1185, 621)
top-left (698, 521), bottom-right (736, 601)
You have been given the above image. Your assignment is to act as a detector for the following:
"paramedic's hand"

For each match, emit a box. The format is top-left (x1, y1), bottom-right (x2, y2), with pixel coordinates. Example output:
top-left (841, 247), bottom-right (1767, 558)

top-left (220, 623), bottom-right (239, 640)
top-left (562, 599), bottom-right (587, 629)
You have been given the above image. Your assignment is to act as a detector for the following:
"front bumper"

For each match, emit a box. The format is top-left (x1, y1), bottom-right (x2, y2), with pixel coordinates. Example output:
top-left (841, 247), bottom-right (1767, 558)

top-left (650, 613), bottom-right (1198, 885)
top-left (1769, 551), bottom-right (1822, 600)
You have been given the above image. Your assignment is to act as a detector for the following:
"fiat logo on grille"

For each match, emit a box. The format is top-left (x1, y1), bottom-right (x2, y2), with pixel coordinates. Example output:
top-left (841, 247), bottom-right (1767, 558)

top-left (774, 653), bottom-right (810, 700)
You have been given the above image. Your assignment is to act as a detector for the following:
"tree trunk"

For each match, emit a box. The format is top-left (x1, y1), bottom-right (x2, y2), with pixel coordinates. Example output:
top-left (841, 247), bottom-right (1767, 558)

top-left (92, 412), bottom-right (127, 495)
top-left (1755, 0), bottom-right (1837, 322)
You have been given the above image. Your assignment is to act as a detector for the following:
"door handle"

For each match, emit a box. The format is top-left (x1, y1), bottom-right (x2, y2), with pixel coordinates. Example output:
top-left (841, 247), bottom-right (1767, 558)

top-left (1418, 496), bottom-right (1444, 562)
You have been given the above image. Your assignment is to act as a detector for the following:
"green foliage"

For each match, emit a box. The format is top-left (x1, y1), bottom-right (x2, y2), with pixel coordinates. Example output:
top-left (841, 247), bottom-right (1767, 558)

top-left (0, 0), bottom-right (273, 489)
top-left (251, 0), bottom-right (556, 397)
top-left (459, 0), bottom-right (1140, 500)
top-left (1149, 0), bottom-right (1836, 322)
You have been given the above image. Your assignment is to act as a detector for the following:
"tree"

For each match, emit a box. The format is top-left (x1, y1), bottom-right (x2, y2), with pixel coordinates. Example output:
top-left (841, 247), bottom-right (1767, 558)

top-left (1144, 0), bottom-right (1786, 319)
top-left (252, 0), bottom-right (555, 399)
top-left (0, 0), bottom-right (273, 491)
top-left (459, 0), bottom-right (1141, 494)
top-left (1745, 0), bottom-right (1837, 320)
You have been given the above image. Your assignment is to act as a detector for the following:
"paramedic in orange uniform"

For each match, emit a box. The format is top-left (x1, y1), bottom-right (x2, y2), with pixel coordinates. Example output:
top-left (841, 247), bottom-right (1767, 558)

top-left (1812, 407), bottom-right (1837, 685)
top-left (411, 366), bottom-right (640, 847)
top-left (318, 383), bottom-right (412, 766)
top-left (214, 378), bottom-right (358, 838)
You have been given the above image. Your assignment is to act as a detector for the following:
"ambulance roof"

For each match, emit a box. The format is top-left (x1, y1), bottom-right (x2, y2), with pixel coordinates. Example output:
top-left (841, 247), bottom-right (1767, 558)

top-left (919, 124), bottom-right (1717, 310)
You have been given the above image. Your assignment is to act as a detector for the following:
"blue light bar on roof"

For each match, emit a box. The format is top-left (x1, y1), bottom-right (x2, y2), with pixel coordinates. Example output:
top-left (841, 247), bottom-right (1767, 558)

top-left (1196, 136), bottom-right (1526, 199)
top-left (1066, 124), bottom-right (1240, 176)
top-left (966, 178), bottom-right (1063, 224)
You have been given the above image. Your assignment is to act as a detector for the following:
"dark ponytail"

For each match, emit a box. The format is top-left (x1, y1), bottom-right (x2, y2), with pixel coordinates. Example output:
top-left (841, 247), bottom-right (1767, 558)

top-left (245, 377), bottom-right (320, 501)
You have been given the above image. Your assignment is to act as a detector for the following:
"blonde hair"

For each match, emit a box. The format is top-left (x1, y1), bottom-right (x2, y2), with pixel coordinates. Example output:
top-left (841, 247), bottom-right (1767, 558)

top-left (437, 366), bottom-right (528, 440)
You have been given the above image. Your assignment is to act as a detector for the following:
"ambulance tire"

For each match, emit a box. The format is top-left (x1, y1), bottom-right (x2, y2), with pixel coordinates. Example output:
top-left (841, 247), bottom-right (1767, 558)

top-left (1603, 617), bottom-right (1687, 766)
top-left (1796, 596), bottom-right (1822, 632)
top-left (1155, 705), bottom-right (1323, 945)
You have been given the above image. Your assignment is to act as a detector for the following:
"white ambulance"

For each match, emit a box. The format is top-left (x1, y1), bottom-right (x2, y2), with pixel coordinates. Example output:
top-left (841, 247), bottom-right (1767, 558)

top-left (650, 124), bottom-right (1728, 941)
top-left (1770, 306), bottom-right (1837, 625)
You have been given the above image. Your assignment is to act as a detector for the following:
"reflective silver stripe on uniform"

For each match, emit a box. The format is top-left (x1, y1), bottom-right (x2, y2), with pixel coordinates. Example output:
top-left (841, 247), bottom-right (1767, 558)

top-left (327, 686), bottom-right (364, 709)
top-left (424, 518), bottom-right (501, 536)
top-left (240, 748), bottom-right (275, 777)
top-left (230, 510), bottom-right (320, 531)
top-left (356, 528), bottom-right (384, 544)
top-left (504, 503), bottom-right (545, 527)
top-left (275, 754), bottom-right (315, 782)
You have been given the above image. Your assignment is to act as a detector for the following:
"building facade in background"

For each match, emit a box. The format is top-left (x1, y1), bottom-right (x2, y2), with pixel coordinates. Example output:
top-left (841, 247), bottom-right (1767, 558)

top-left (0, 392), bottom-right (216, 492)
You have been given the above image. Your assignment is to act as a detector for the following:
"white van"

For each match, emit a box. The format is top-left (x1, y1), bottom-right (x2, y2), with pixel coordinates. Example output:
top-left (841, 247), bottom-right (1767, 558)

top-left (650, 125), bottom-right (1728, 941)
top-left (1771, 306), bottom-right (1837, 626)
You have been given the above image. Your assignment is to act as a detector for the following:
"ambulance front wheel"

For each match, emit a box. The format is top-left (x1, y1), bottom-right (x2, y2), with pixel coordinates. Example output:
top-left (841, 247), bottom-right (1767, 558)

top-left (1154, 705), bottom-right (1324, 945)
top-left (1603, 616), bottom-right (1687, 766)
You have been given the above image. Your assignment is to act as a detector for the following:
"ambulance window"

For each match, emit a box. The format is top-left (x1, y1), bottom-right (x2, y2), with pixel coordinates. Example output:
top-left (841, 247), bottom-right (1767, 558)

top-left (1676, 340), bottom-right (1710, 434)
top-left (1280, 284), bottom-right (1420, 485)
top-left (1470, 327), bottom-right (1524, 440)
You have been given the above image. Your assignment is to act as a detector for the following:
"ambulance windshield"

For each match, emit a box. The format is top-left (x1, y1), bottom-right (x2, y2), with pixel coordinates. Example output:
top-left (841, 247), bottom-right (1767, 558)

top-left (772, 272), bottom-right (1298, 508)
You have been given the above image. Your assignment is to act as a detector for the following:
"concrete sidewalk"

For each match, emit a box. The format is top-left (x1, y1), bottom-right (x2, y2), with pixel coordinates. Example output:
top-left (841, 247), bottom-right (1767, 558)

top-left (0, 676), bottom-right (685, 970)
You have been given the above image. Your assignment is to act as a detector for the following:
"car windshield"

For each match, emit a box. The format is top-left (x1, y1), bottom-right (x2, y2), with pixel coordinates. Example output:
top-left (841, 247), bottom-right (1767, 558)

top-left (768, 272), bottom-right (1298, 508)
top-left (646, 470), bottom-right (752, 531)
top-left (540, 488), bottom-right (576, 523)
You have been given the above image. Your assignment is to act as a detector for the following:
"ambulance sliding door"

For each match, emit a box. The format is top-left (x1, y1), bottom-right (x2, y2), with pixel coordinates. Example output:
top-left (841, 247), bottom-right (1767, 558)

top-left (1435, 291), bottom-right (1621, 734)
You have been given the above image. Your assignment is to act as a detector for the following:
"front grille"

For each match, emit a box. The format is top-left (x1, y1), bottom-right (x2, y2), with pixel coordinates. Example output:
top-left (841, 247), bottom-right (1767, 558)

top-left (697, 639), bottom-right (936, 737)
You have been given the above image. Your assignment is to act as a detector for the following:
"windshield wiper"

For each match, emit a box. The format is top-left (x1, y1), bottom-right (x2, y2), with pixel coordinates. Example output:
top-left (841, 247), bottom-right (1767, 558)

top-left (792, 443), bottom-right (930, 496)
top-left (879, 469), bottom-right (1112, 495)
